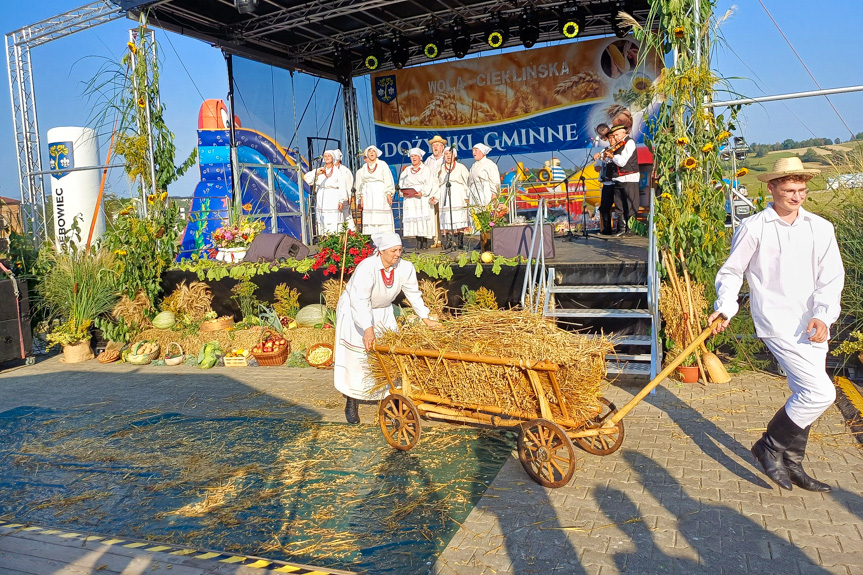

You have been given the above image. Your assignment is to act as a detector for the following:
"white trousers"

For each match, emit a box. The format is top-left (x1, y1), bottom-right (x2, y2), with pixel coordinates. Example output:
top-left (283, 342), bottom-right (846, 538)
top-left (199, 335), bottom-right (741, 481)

top-left (762, 335), bottom-right (836, 428)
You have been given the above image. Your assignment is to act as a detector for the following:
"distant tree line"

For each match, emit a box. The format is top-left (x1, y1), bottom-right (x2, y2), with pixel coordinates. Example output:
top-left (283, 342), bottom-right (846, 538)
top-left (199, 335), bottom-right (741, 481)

top-left (749, 135), bottom-right (863, 157)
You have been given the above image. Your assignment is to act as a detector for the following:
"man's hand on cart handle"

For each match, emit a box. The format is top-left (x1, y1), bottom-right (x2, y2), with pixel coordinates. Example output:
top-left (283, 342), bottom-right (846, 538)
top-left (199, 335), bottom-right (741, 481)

top-left (706, 311), bottom-right (730, 335)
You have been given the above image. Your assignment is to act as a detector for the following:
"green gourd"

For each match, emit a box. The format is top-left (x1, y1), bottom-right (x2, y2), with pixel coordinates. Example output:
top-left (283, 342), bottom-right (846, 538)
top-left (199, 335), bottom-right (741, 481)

top-left (295, 304), bottom-right (329, 327)
top-left (152, 311), bottom-right (177, 329)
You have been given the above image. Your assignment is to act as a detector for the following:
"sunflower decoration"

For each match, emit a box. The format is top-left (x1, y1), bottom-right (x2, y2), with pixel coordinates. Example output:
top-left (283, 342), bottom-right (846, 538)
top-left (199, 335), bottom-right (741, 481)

top-left (701, 142), bottom-right (714, 153)
top-left (716, 131), bottom-right (731, 142)
top-left (137, 97), bottom-right (146, 108)
top-left (736, 168), bottom-right (748, 177)
top-left (127, 41), bottom-right (137, 54)
top-left (242, 202), bottom-right (253, 212)
top-left (673, 26), bottom-right (685, 39)
top-left (114, 249), bottom-right (128, 256)
top-left (159, 191), bottom-right (168, 201)
top-left (682, 157), bottom-right (698, 170)
top-left (147, 194), bottom-right (156, 204)
top-left (118, 208), bottom-right (131, 216)
top-left (676, 136), bottom-right (689, 146)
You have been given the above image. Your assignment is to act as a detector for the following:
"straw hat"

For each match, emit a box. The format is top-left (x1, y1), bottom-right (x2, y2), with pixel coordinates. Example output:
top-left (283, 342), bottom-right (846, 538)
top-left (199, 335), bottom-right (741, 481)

top-left (428, 135), bottom-right (447, 146)
top-left (757, 156), bottom-right (820, 183)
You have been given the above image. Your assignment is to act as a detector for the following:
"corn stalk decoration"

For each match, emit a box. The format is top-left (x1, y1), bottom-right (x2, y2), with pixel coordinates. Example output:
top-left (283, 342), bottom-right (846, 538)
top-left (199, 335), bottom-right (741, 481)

top-left (626, 1), bottom-right (740, 288)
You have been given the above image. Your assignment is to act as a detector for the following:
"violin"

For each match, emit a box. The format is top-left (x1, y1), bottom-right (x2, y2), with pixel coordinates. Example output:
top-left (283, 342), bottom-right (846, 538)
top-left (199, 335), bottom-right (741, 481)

top-left (602, 138), bottom-right (627, 159)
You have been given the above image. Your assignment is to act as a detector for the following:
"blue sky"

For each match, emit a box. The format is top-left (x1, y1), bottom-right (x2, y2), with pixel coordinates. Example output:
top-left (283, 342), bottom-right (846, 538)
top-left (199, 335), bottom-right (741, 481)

top-left (1, 0), bottom-right (861, 202)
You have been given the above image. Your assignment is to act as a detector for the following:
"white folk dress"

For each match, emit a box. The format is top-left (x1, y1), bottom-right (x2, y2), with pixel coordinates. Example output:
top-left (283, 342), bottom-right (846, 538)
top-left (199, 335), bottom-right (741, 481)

top-left (398, 164), bottom-right (435, 238)
top-left (338, 163), bottom-right (356, 231)
top-left (334, 254), bottom-right (430, 400)
top-left (468, 156), bottom-right (501, 208)
top-left (356, 160), bottom-right (396, 235)
top-left (304, 167), bottom-right (350, 235)
top-left (437, 161), bottom-right (471, 231)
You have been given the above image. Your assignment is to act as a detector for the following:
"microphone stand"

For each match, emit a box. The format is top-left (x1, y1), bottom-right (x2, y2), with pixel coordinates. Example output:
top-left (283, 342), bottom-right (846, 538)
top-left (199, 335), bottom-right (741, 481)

top-left (441, 156), bottom-right (456, 254)
top-left (309, 155), bottom-right (324, 241)
top-left (567, 140), bottom-right (607, 242)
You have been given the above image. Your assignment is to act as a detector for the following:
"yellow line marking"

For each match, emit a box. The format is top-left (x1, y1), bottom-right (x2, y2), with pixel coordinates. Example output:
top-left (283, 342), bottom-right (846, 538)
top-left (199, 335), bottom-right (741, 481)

top-left (220, 556), bottom-right (247, 564)
top-left (82, 536), bottom-right (104, 542)
top-left (303, 571), bottom-right (333, 575)
top-left (21, 526), bottom-right (42, 531)
top-left (169, 549), bottom-right (197, 556)
top-left (40, 530), bottom-right (62, 535)
top-left (102, 539), bottom-right (125, 545)
top-left (836, 376), bottom-right (863, 414)
top-left (58, 533), bottom-right (82, 538)
top-left (273, 567), bottom-right (301, 573)
top-left (245, 560), bottom-right (272, 568)
top-left (146, 545), bottom-right (172, 552)
top-left (4, 524), bottom-right (23, 528)
top-left (194, 552), bottom-right (221, 559)
top-left (124, 542), bottom-right (148, 548)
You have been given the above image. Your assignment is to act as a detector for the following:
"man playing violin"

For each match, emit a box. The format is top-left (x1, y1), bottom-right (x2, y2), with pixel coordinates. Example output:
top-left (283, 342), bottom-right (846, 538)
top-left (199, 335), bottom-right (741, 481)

top-left (605, 124), bottom-right (639, 236)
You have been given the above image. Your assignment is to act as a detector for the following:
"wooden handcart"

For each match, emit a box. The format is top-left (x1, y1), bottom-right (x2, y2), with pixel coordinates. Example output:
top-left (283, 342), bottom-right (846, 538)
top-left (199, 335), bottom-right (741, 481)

top-left (373, 321), bottom-right (719, 488)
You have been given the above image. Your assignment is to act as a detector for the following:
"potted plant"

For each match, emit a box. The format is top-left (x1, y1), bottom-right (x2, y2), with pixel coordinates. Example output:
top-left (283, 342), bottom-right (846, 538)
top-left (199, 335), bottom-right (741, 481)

top-left (211, 211), bottom-right (265, 262)
top-left (36, 244), bottom-right (119, 363)
top-left (676, 352), bottom-right (700, 383)
top-left (470, 200), bottom-right (509, 251)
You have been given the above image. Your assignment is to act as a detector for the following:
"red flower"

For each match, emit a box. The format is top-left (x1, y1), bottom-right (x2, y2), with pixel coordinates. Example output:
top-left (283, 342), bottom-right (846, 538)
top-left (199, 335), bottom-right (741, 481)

top-left (349, 247), bottom-right (359, 256)
top-left (333, 255), bottom-right (341, 262)
top-left (327, 264), bottom-right (337, 274)
top-left (303, 274), bottom-right (309, 279)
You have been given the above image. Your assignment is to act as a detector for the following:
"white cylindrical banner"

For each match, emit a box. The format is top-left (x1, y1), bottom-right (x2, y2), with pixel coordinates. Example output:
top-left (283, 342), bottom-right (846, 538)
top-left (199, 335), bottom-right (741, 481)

top-left (47, 127), bottom-right (104, 249)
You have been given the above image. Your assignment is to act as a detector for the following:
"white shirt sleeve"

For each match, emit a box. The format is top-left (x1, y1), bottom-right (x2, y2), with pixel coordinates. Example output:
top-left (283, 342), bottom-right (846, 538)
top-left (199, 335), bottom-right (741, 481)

top-left (420, 167), bottom-right (434, 198)
top-left (348, 265), bottom-right (376, 331)
top-left (811, 226), bottom-right (845, 327)
top-left (341, 165), bottom-right (354, 193)
top-left (714, 219), bottom-right (759, 320)
top-left (382, 163), bottom-right (396, 196)
top-left (303, 170), bottom-right (317, 186)
top-left (400, 263), bottom-right (430, 319)
top-left (612, 139), bottom-right (636, 167)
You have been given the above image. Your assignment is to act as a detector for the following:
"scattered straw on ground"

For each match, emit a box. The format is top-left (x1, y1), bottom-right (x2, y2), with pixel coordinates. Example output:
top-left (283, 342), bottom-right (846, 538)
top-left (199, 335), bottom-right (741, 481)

top-left (368, 309), bottom-right (614, 422)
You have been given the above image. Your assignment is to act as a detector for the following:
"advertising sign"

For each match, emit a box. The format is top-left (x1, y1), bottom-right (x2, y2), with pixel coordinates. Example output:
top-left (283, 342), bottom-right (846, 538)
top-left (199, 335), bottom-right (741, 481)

top-left (371, 37), bottom-right (662, 162)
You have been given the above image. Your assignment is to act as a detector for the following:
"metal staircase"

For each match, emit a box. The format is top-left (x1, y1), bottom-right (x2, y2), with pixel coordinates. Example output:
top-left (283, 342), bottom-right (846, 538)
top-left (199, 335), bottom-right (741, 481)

top-left (521, 195), bottom-right (661, 378)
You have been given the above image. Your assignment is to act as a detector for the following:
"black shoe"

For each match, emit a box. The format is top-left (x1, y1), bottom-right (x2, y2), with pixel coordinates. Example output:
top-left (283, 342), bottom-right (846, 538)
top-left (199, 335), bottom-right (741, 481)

top-left (784, 421), bottom-right (832, 492)
top-left (344, 396), bottom-right (360, 424)
top-left (456, 233), bottom-right (465, 249)
top-left (443, 234), bottom-right (453, 250)
top-left (751, 408), bottom-right (795, 490)
top-left (613, 228), bottom-right (626, 237)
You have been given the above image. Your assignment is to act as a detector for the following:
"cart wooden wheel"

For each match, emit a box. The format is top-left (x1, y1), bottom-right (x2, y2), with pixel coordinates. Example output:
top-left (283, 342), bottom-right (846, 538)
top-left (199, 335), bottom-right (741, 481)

top-left (378, 393), bottom-right (421, 451)
top-left (517, 418), bottom-right (576, 488)
top-left (573, 397), bottom-right (625, 455)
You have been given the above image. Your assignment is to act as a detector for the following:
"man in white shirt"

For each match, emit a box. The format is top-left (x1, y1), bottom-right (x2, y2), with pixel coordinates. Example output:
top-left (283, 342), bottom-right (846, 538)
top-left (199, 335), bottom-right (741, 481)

top-left (425, 135), bottom-right (447, 248)
top-left (606, 124), bottom-right (639, 236)
top-left (708, 157), bottom-right (844, 492)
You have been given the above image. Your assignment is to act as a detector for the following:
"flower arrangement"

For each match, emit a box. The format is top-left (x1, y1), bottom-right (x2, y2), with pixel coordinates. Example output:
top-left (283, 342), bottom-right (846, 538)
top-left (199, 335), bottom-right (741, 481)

top-left (311, 228), bottom-right (375, 276)
top-left (470, 202), bottom-right (509, 233)
top-left (211, 217), bottom-right (265, 249)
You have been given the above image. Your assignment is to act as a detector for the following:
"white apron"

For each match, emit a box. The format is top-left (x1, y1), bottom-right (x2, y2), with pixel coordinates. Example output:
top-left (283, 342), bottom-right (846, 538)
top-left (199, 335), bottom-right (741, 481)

top-left (304, 169), bottom-right (348, 235)
top-left (438, 162), bottom-right (471, 231)
top-left (399, 164), bottom-right (434, 238)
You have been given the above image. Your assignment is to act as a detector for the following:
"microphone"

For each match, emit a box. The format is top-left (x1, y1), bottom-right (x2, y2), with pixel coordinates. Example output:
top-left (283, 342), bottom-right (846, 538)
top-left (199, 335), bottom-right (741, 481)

top-left (311, 154), bottom-right (323, 161)
top-left (400, 148), bottom-right (410, 156)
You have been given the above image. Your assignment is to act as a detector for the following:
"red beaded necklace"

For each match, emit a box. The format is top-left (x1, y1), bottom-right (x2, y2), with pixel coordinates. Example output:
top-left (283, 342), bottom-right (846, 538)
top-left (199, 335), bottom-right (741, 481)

top-left (410, 164), bottom-right (422, 174)
top-left (322, 165), bottom-right (334, 178)
top-left (366, 161), bottom-right (378, 174)
top-left (380, 267), bottom-right (395, 288)
top-left (445, 161), bottom-right (456, 173)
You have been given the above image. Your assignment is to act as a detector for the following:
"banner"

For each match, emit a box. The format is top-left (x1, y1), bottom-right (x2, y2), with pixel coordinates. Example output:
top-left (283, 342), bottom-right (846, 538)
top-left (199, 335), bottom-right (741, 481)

top-left (371, 37), bottom-right (662, 162)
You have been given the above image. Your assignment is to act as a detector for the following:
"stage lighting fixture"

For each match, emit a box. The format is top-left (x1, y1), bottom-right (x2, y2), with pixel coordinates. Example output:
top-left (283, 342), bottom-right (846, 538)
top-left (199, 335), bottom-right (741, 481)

top-left (234, 0), bottom-right (259, 15)
top-left (611, 5), bottom-right (629, 38)
top-left (558, 6), bottom-right (585, 39)
top-left (451, 18), bottom-right (472, 59)
top-left (519, 8), bottom-right (540, 48)
top-left (485, 13), bottom-right (509, 49)
top-left (422, 27), bottom-right (443, 59)
top-left (333, 49), bottom-right (353, 86)
top-left (362, 39), bottom-right (383, 71)
top-left (391, 36), bottom-right (410, 69)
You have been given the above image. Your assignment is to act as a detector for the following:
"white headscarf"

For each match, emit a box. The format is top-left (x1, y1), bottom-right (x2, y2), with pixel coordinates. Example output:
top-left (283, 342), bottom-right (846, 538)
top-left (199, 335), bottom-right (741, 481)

top-left (364, 145), bottom-right (383, 157)
top-left (323, 149), bottom-right (337, 163)
top-left (473, 143), bottom-right (492, 156)
top-left (372, 232), bottom-right (402, 252)
top-left (446, 145), bottom-right (458, 159)
top-left (408, 147), bottom-right (426, 159)
top-left (331, 149), bottom-right (344, 163)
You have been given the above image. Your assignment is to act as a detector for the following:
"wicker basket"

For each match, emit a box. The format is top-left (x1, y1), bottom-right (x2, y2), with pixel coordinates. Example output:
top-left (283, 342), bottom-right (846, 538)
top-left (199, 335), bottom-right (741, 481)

top-left (127, 341), bottom-right (160, 365)
top-left (224, 354), bottom-right (249, 367)
top-left (306, 342), bottom-right (334, 368)
top-left (252, 328), bottom-right (290, 366)
top-left (97, 349), bottom-right (121, 364)
top-left (200, 316), bottom-right (235, 332)
top-left (164, 342), bottom-right (185, 366)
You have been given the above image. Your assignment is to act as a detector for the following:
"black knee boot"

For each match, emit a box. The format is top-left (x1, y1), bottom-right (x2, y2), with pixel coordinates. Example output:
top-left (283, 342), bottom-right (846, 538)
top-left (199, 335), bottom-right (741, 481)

top-left (457, 232), bottom-right (464, 249)
top-left (344, 395), bottom-right (360, 424)
top-left (443, 233), bottom-right (453, 250)
top-left (784, 421), bottom-right (832, 492)
top-left (751, 408), bottom-right (795, 490)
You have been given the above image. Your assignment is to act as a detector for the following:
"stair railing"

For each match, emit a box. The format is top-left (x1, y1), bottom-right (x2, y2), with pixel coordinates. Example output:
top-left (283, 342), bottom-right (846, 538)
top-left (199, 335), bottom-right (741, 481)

top-left (519, 197), bottom-right (547, 313)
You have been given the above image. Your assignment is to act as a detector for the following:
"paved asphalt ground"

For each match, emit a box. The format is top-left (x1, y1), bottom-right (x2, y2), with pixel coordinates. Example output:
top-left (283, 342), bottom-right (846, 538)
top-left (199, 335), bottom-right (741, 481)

top-left (0, 356), bottom-right (861, 575)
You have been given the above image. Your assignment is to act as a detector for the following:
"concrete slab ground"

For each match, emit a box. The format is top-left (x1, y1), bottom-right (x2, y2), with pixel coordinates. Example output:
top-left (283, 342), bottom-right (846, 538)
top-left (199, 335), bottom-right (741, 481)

top-left (0, 357), bottom-right (861, 574)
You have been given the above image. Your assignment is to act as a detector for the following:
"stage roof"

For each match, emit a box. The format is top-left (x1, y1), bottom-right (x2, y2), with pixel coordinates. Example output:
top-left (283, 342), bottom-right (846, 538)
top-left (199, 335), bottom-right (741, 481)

top-left (118, 0), bottom-right (651, 82)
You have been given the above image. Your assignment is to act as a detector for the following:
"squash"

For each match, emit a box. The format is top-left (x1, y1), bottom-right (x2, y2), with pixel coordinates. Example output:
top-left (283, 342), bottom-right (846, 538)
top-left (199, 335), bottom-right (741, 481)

top-left (295, 304), bottom-right (329, 327)
top-left (480, 251), bottom-right (494, 264)
top-left (152, 311), bottom-right (176, 329)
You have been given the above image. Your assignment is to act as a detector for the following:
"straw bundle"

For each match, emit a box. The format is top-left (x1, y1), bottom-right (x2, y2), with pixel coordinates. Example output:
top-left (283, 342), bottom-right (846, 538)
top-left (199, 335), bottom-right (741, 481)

top-left (161, 281), bottom-right (214, 320)
top-left (368, 309), bottom-right (614, 423)
top-left (321, 279), bottom-right (344, 311)
top-left (112, 291), bottom-right (153, 328)
top-left (658, 280), bottom-right (707, 362)
top-left (418, 279), bottom-right (448, 318)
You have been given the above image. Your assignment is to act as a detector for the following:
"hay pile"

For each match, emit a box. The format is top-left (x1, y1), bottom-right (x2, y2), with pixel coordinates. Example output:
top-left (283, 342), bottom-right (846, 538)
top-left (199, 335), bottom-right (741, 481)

top-left (161, 281), bottom-right (214, 319)
top-left (113, 291), bottom-right (153, 328)
top-left (134, 326), bottom-right (335, 359)
top-left (368, 309), bottom-right (614, 423)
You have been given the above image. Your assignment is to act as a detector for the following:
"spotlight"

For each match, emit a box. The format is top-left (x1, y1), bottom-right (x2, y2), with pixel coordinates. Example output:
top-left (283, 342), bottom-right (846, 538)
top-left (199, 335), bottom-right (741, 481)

top-left (362, 39), bottom-right (383, 71)
top-left (558, 5), bottom-right (585, 39)
top-left (333, 49), bottom-right (352, 86)
top-left (234, 0), bottom-right (259, 15)
top-left (422, 26), bottom-right (443, 59)
top-left (485, 13), bottom-right (509, 49)
top-left (451, 18), bottom-right (471, 59)
top-left (519, 8), bottom-right (540, 48)
top-left (390, 35), bottom-right (410, 69)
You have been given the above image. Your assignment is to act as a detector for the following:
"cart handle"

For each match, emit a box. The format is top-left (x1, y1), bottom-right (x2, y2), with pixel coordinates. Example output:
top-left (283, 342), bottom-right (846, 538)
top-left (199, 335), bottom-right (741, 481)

top-left (608, 316), bottom-right (726, 425)
top-left (372, 344), bottom-right (560, 372)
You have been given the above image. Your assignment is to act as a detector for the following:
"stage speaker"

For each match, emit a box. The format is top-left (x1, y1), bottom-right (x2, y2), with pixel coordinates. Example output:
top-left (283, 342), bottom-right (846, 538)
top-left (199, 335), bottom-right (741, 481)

top-left (491, 224), bottom-right (555, 259)
top-left (244, 233), bottom-right (310, 262)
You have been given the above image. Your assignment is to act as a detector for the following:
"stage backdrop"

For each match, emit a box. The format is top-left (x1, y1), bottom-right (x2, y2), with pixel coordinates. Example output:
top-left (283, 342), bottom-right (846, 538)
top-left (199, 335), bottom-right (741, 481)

top-left (371, 37), bottom-right (662, 162)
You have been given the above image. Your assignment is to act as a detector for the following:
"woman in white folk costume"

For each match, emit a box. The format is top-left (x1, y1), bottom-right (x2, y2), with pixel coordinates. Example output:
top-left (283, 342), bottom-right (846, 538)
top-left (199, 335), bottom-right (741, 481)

top-left (468, 143), bottom-right (501, 208)
top-left (332, 149), bottom-right (356, 231)
top-left (303, 150), bottom-right (350, 235)
top-left (436, 146), bottom-right (471, 250)
top-left (398, 148), bottom-right (435, 250)
top-left (334, 232), bottom-right (441, 423)
top-left (425, 135), bottom-right (447, 248)
top-left (355, 145), bottom-right (396, 234)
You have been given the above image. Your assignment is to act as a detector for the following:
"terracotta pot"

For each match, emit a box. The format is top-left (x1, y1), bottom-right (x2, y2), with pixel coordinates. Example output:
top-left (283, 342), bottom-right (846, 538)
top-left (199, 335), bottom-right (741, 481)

top-left (677, 365), bottom-right (699, 383)
top-left (62, 340), bottom-right (94, 363)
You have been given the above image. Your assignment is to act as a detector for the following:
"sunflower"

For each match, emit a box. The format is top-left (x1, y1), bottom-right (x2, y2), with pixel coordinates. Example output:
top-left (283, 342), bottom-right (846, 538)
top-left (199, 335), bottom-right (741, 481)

top-left (736, 168), bottom-right (748, 177)
top-left (114, 249), bottom-right (128, 256)
top-left (682, 157), bottom-right (697, 170)
top-left (676, 137), bottom-right (689, 146)
top-left (159, 191), bottom-right (168, 201)
top-left (673, 26), bottom-right (685, 39)
top-left (701, 142), bottom-right (714, 153)
top-left (716, 131), bottom-right (731, 141)
top-left (137, 97), bottom-right (146, 108)
top-left (147, 194), bottom-right (156, 204)
top-left (118, 208), bottom-right (131, 216)
top-left (242, 203), bottom-right (253, 212)
top-left (127, 41), bottom-right (137, 54)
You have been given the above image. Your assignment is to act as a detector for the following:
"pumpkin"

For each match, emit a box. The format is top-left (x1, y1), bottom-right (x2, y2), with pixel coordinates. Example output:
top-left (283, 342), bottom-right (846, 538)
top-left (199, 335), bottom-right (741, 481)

top-left (152, 311), bottom-right (176, 329)
top-left (480, 251), bottom-right (494, 264)
top-left (295, 304), bottom-right (329, 327)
